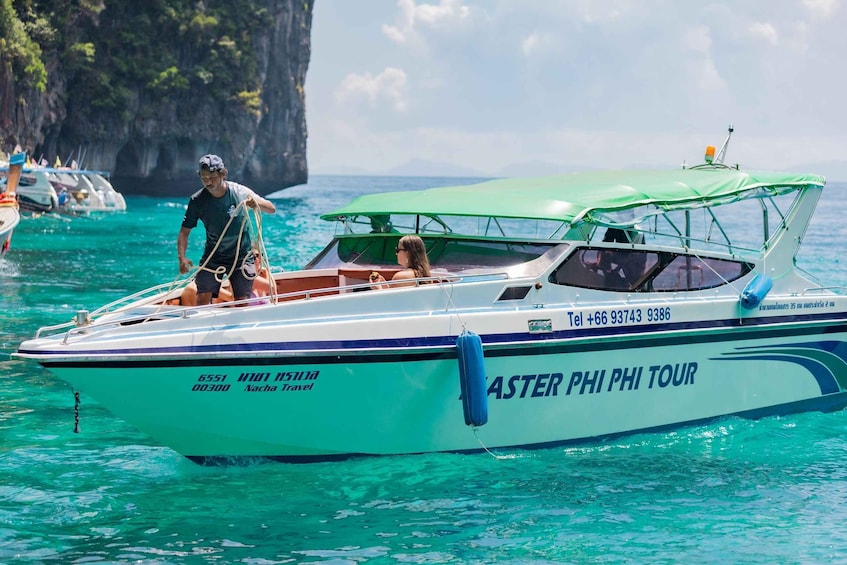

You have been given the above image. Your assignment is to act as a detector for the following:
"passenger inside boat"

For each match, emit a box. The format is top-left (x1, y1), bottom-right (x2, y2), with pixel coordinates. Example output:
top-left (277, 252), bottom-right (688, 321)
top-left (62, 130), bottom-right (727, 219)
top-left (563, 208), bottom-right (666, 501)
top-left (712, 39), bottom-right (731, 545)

top-left (249, 248), bottom-right (273, 300)
top-left (168, 279), bottom-right (236, 306)
top-left (552, 245), bottom-right (752, 293)
top-left (370, 234), bottom-right (432, 289)
top-left (167, 248), bottom-right (273, 306)
top-left (166, 282), bottom-right (198, 306)
top-left (601, 229), bottom-right (647, 288)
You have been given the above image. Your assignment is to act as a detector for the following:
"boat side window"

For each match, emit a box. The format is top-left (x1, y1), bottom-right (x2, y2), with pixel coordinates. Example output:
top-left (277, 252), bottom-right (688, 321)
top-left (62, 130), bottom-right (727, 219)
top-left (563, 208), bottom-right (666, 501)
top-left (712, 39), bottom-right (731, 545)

top-left (16, 175), bottom-right (38, 187)
top-left (550, 248), bottom-right (659, 291)
top-left (651, 255), bottom-right (751, 291)
top-left (550, 248), bottom-right (750, 292)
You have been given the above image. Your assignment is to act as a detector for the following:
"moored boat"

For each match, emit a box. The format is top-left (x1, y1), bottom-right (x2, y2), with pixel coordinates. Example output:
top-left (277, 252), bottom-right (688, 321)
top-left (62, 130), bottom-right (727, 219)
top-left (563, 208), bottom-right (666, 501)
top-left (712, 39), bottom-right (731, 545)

top-left (2, 165), bottom-right (128, 215)
top-left (14, 130), bottom-right (847, 463)
top-left (0, 152), bottom-right (23, 258)
top-left (47, 168), bottom-right (127, 213)
top-left (12, 169), bottom-right (58, 213)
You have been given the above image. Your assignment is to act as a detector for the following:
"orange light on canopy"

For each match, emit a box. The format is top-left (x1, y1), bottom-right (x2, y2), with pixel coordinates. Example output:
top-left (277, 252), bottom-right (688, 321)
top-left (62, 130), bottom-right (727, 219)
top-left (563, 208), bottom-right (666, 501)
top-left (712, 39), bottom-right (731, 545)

top-left (704, 145), bottom-right (716, 164)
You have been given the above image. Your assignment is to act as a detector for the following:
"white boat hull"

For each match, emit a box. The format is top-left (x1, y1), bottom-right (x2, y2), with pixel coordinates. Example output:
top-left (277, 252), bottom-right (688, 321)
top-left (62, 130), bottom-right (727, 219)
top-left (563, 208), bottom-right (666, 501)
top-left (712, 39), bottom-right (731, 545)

top-left (0, 205), bottom-right (19, 257)
top-left (23, 293), bottom-right (847, 462)
top-left (15, 160), bottom-right (847, 463)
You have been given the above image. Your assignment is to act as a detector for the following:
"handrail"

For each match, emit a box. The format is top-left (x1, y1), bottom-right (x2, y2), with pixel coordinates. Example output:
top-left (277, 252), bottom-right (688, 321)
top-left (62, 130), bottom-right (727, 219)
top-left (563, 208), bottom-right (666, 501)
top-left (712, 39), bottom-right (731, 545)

top-left (35, 320), bottom-right (76, 339)
top-left (34, 271), bottom-right (511, 343)
top-left (89, 280), bottom-right (190, 317)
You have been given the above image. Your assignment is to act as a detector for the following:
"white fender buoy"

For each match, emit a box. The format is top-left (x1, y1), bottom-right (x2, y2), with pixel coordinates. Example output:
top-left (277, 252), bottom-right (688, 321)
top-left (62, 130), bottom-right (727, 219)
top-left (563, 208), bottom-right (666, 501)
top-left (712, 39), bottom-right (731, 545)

top-left (457, 329), bottom-right (488, 427)
top-left (740, 273), bottom-right (773, 309)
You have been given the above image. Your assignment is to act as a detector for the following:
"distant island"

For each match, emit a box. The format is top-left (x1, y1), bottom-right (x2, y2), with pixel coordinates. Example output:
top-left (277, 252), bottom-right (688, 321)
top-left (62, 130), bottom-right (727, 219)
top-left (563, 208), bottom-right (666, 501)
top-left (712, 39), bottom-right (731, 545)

top-left (313, 158), bottom-right (847, 183)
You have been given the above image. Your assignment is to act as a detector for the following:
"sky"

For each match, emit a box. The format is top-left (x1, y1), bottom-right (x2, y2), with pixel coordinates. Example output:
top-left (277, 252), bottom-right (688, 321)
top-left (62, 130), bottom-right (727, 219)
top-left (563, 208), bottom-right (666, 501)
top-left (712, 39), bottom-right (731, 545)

top-left (305, 0), bottom-right (847, 178)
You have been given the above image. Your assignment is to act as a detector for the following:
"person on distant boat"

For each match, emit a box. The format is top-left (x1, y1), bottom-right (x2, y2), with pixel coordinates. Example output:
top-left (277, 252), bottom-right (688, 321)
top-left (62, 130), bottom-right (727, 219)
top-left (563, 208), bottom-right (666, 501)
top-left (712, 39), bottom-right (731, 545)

top-left (57, 187), bottom-right (69, 207)
top-left (370, 234), bottom-right (432, 289)
top-left (177, 154), bottom-right (276, 306)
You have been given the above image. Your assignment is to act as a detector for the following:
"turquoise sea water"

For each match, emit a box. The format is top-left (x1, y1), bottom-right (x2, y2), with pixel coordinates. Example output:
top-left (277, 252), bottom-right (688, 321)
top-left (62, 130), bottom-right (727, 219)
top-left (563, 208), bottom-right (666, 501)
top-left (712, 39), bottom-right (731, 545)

top-left (3, 175), bottom-right (847, 564)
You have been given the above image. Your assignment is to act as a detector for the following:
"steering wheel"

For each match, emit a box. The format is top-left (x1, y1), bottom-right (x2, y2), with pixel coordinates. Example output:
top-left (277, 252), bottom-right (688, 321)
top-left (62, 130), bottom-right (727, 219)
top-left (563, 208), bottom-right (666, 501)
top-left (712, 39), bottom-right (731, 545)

top-left (579, 249), bottom-right (602, 271)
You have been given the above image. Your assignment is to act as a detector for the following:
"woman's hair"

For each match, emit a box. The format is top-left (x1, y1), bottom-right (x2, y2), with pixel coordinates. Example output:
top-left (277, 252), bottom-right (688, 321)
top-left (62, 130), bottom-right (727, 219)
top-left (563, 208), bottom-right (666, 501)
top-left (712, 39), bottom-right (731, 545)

top-left (398, 235), bottom-right (431, 279)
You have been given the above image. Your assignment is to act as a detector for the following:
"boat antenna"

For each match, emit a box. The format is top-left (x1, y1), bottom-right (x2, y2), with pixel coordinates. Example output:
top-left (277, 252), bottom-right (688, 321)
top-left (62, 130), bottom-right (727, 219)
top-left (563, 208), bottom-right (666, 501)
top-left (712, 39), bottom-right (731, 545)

top-left (714, 124), bottom-right (734, 164)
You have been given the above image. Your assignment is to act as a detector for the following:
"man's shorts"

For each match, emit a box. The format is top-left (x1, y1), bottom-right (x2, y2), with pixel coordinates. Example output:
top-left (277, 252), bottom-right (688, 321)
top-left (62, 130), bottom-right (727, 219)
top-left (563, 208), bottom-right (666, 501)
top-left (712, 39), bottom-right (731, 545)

top-left (195, 254), bottom-right (256, 299)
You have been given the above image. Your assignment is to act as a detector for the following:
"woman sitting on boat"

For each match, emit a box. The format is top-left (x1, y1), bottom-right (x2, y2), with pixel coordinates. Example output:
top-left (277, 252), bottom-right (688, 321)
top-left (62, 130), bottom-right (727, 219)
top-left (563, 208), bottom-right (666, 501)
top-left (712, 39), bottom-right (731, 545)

top-left (370, 234), bottom-right (432, 289)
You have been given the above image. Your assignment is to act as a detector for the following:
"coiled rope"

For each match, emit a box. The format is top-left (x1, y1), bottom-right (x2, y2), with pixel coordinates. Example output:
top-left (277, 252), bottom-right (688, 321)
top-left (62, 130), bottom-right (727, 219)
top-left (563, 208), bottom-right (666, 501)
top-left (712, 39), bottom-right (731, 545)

top-left (150, 196), bottom-right (277, 314)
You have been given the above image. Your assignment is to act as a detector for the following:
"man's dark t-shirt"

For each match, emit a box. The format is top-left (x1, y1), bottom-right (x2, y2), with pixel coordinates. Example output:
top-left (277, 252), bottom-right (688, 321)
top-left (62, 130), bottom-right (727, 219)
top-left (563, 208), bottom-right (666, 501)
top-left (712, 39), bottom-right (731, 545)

top-left (182, 181), bottom-right (256, 262)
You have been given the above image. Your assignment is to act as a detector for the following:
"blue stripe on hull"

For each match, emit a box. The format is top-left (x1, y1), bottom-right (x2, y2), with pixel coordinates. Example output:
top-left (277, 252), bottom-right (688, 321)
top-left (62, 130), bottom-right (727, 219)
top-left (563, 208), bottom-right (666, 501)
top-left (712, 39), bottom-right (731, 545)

top-left (35, 316), bottom-right (847, 368)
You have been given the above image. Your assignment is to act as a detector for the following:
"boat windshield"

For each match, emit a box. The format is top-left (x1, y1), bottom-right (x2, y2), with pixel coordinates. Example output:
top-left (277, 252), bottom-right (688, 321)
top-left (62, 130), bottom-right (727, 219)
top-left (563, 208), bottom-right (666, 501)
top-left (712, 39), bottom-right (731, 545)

top-left (305, 235), bottom-right (560, 274)
top-left (588, 189), bottom-right (803, 256)
top-left (327, 185), bottom-right (807, 257)
top-left (334, 213), bottom-right (571, 240)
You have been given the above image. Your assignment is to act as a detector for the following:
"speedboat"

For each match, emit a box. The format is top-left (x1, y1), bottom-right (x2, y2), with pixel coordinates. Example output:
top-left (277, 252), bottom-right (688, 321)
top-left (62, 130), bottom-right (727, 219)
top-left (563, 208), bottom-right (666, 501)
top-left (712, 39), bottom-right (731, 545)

top-left (15, 130), bottom-right (847, 463)
top-left (86, 171), bottom-right (127, 211)
top-left (0, 152), bottom-right (23, 258)
top-left (4, 168), bottom-right (58, 214)
top-left (0, 165), bottom-right (126, 216)
top-left (48, 169), bottom-right (127, 214)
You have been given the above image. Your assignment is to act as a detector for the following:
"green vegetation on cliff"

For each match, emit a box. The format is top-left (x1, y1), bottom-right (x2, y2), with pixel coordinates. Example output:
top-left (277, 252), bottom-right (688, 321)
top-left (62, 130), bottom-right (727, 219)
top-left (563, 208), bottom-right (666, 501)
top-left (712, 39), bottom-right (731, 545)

top-left (6, 0), bottom-right (270, 119)
top-left (1, 0), bottom-right (48, 92)
top-left (1, 0), bottom-right (313, 194)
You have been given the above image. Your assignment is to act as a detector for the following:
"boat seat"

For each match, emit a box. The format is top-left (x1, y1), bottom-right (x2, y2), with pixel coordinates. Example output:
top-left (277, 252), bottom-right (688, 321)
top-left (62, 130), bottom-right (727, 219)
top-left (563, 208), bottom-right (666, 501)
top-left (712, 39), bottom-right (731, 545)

top-left (274, 273), bottom-right (341, 301)
top-left (338, 268), bottom-right (401, 292)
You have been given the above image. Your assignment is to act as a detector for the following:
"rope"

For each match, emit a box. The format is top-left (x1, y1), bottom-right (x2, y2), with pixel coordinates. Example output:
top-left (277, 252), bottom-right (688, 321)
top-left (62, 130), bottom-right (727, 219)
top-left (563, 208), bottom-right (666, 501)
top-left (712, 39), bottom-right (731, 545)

top-left (247, 205), bottom-right (280, 304)
top-left (141, 194), bottom-right (276, 317)
top-left (442, 281), bottom-right (503, 459)
top-left (438, 278), bottom-right (468, 333)
top-left (73, 390), bottom-right (80, 433)
top-left (472, 427), bottom-right (512, 460)
top-left (194, 198), bottom-right (253, 284)
top-left (175, 195), bottom-right (279, 305)
top-left (681, 246), bottom-right (768, 296)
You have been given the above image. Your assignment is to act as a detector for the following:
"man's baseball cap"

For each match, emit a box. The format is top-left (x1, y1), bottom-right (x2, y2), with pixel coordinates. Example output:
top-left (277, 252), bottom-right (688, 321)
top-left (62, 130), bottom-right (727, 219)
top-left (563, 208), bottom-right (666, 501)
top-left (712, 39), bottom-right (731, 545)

top-left (198, 154), bottom-right (225, 172)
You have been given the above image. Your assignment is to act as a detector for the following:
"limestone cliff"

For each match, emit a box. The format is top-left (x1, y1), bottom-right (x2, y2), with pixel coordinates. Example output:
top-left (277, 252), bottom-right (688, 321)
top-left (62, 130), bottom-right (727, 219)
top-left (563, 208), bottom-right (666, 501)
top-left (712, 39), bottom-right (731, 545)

top-left (0, 0), bottom-right (312, 196)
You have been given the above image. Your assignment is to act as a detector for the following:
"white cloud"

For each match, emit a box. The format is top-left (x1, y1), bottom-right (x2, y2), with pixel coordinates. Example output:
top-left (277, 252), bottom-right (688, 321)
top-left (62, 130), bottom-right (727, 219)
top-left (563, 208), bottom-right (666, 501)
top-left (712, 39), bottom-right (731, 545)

top-left (784, 21), bottom-right (811, 53)
top-left (803, 0), bottom-right (839, 18)
top-left (309, 1), bottom-right (847, 178)
top-left (682, 26), bottom-right (725, 92)
top-left (415, 0), bottom-right (470, 25)
top-left (684, 25), bottom-right (713, 54)
top-left (334, 68), bottom-right (409, 112)
top-left (693, 58), bottom-right (727, 92)
top-left (749, 22), bottom-right (779, 46)
top-left (563, 0), bottom-right (627, 24)
top-left (521, 32), bottom-right (558, 56)
top-left (382, 0), bottom-right (472, 45)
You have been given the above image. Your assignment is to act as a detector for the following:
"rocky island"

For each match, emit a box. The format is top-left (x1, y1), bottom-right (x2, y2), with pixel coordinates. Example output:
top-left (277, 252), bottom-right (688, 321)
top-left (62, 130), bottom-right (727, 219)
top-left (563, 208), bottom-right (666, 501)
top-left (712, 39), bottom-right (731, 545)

top-left (0, 0), bottom-right (312, 196)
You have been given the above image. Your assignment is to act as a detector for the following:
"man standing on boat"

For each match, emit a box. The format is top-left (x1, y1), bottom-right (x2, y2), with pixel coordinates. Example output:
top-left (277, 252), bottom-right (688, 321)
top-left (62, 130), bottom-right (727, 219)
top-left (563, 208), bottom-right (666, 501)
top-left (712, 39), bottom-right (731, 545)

top-left (177, 154), bottom-right (276, 306)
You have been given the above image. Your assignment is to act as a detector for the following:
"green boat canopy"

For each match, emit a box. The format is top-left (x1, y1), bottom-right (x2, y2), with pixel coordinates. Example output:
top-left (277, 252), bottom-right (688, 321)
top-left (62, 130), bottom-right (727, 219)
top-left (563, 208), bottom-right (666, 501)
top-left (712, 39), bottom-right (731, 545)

top-left (321, 168), bottom-right (826, 225)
